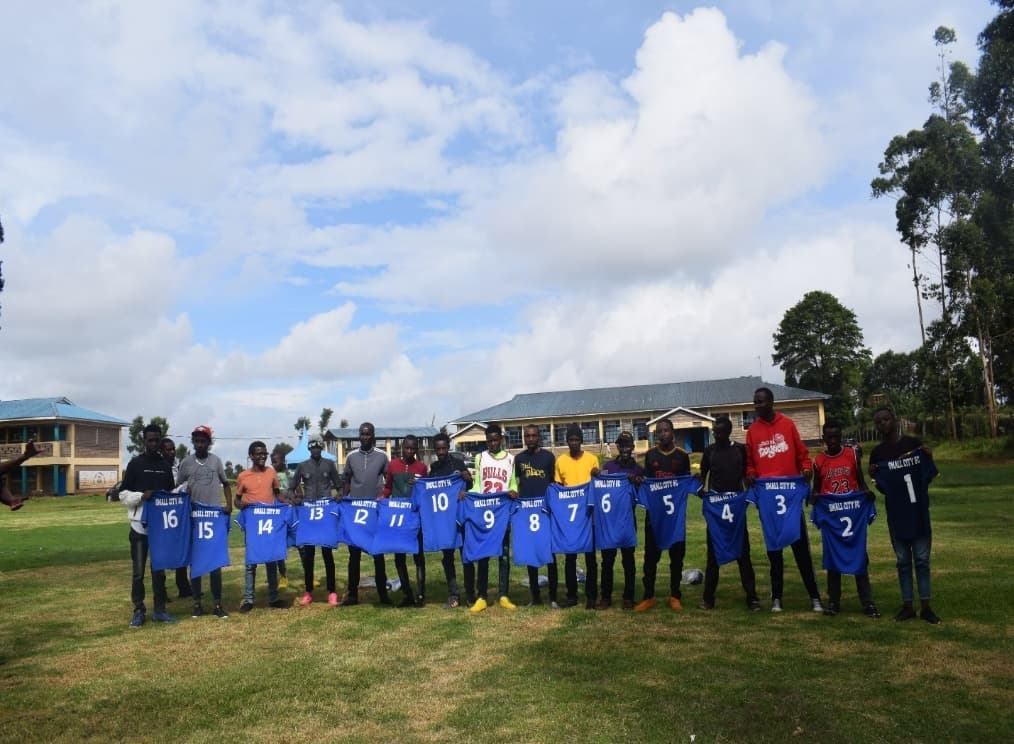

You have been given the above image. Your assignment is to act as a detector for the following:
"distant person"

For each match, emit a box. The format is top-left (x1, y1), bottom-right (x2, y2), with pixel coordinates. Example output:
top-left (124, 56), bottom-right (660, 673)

top-left (514, 424), bottom-right (559, 608)
top-left (290, 438), bottom-right (343, 607)
top-left (161, 436), bottom-right (191, 600)
top-left (269, 449), bottom-right (292, 590)
top-left (0, 439), bottom-right (40, 511)
top-left (341, 422), bottom-right (391, 606)
top-left (427, 432), bottom-right (473, 608)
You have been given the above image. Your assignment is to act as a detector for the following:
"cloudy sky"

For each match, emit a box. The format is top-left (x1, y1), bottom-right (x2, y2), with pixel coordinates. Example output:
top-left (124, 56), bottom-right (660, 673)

top-left (0, 0), bottom-right (996, 464)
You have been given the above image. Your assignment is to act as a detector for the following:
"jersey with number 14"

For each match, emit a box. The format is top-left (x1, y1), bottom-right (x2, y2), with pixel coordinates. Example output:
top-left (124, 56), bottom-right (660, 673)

top-left (637, 476), bottom-right (698, 550)
top-left (294, 498), bottom-right (341, 548)
top-left (190, 502), bottom-right (231, 578)
top-left (747, 477), bottom-right (809, 551)
top-left (412, 474), bottom-right (464, 551)
top-left (810, 491), bottom-right (876, 574)
top-left (700, 490), bottom-right (749, 564)
top-left (589, 475), bottom-right (637, 550)
top-left (545, 483), bottom-right (593, 554)
top-left (511, 497), bottom-right (552, 567)
top-left (458, 491), bottom-right (512, 563)
top-left (236, 503), bottom-right (296, 564)
top-left (141, 491), bottom-right (192, 571)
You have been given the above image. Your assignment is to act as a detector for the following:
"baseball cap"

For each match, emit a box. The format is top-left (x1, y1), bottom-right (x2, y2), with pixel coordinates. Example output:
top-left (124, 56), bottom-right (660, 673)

top-left (191, 425), bottom-right (213, 439)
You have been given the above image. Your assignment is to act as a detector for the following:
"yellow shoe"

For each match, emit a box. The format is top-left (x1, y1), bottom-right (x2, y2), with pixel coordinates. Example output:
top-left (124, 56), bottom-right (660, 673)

top-left (314, 578), bottom-right (321, 588)
top-left (277, 576), bottom-right (289, 591)
top-left (633, 597), bottom-right (657, 612)
top-left (499, 596), bottom-right (517, 610)
top-left (668, 597), bottom-right (683, 611)
top-left (469, 597), bottom-right (488, 614)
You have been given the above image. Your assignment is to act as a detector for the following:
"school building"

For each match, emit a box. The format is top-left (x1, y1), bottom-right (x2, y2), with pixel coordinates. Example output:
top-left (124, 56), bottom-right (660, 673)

top-left (448, 376), bottom-right (828, 457)
top-left (0, 397), bottom-right (127, 496)
top-left (323, 426), bottom-right (441, 464)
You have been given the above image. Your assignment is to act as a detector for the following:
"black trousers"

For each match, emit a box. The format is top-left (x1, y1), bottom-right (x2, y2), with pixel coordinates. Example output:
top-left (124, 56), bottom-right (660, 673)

top-left (702, 527), bottom-right (759, 605)
top-left (767, 515), bottom-right (821, 601)
top-left (175, 566), bottom-right (190, 596)
top-left (642, 514), bottom-right (685, 599)
top-left (826, 553), bottom-right (873, 606)
top-left (299, 545), bottom-right (336, 593)
top-left (564, 552), bottom-right (598, 603)
top-left (600, 547), bottom-right (636, 601)
top-left (469, 529), bottom-right (512, 600)
top-left (527, 560), bottom-right (559, 602)
top-left (441, 548), bottom-right (461, 597)
top-left (347, 546), bottom-right (389, 599)
top-left (129, 528), bottom-right (167, 613)
top-left (190, 569), bottom-right (222, 604)
top-left (393, 537), bottom-right (425, 600)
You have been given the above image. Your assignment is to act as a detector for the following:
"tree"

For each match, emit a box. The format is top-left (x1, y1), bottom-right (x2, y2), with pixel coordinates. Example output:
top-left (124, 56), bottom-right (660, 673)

top-left (340, 418), bottom-right (349, 429)
top-left (318, 408), bottom-right (334, 436)
top-left (294, 416), bottom-right (311, 434)
top-left (175, 443), bottom-right (190, 462)
top-left (127, 415), bottom-right (171, 455)
top-left (272, 442), bottom-right (293, 459)
top-left (772, 291), bottom-right (871, 422)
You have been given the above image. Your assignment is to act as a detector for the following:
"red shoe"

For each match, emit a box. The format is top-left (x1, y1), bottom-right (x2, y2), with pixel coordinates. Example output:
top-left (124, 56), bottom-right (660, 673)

top-left (299, 592), bottom-right (313, 606)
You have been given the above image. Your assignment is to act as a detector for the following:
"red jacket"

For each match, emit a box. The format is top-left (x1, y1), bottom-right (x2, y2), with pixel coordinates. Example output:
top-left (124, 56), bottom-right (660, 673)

top-left (745, 412), bottom-right (811, 478)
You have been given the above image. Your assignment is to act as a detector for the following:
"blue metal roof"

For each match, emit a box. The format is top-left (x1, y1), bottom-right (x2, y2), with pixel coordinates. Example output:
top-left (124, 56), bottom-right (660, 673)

top-left (0, 397), bottom-right (127, 425)
top-left (452, 377), bottom-right (828, 423)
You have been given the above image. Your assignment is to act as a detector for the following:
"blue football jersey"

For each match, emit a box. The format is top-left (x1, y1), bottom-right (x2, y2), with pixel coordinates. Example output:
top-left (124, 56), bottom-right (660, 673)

top-left (294, 498), bottom-right (341, 548)
top-left (235, 503), bottom-right (296, 564)
top-left (589, 475), bottom-right (637, 550)
top-left (810, 491), bottom-right (877, 574)
top-left (700, 490), bottom-right (749, 565)
top-left (747, 476), bottom-right (809, 552)
top-left (636, 476), bottom-right (698, 550)
top-left (872, 450), bottom-right (937, 541)
top-left (190, 502), bottom-right (231, 578)
top-left (457, 491), bottom-right (512, 563)
top-left (412, 474), bottom-right (464, 552)
top-left (141, 491), bottom-right (192, 571)
top-left (545, 483), bottom-right (594, 554)
top-left (337, 499), bottom-right (380, 554)
top-left (373, 498), bottom-right (421, 554)
top-left (511, 497), bottom-right (552, 567)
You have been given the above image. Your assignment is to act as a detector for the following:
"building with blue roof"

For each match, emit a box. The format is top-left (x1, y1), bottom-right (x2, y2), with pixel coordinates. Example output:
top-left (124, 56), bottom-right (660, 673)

top-left (0, 397), bottom-right (127, 496)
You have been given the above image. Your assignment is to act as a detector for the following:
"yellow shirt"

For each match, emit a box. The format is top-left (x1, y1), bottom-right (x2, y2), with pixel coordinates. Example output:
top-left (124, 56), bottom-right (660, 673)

top-left (555, 451), bottom-right (598, 486)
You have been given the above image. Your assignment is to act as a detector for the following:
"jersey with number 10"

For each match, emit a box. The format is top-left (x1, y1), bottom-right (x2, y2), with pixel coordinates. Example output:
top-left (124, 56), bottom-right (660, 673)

top-left (338, 499), bottom-right (379, 554)
top-left (294, 498), bottom-right (341, 548)
top-left (700, 490), bottom-right (749, 564)
top-left (190, 503), bottom-right (231, 578)
top-left (412, 474), bottom-right (464, 552)
top-left (458, 492), bottom-right (512, 563)
top-left (373, 498), bottom-right (421, 554)
top-left (545, 483), bottom-right (593, 554)
top-left (236, 503), bottom-right (296, 564)
top-left (636, 476), bottom-right (698, 550)
top-left (141, 491), bottom-right (192, 571)
top-left (511, 497), bottom-right (552, 567)
top-left (589, 475), bottom-right (637, 550)
top-left (747, 477), bottom-right (809, 551)
top-left (810, 491), bottom-right (876, 574)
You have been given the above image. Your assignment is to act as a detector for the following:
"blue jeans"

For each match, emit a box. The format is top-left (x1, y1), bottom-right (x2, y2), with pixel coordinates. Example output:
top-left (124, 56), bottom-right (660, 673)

top-left (244, 563), bottom-right (279, 604)
top-left (891, 533), bottom-right (932, 602)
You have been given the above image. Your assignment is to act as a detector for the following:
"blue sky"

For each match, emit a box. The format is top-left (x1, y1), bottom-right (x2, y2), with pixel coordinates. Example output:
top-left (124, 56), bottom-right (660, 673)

top-left (0, 0), bottom-right (996, 465)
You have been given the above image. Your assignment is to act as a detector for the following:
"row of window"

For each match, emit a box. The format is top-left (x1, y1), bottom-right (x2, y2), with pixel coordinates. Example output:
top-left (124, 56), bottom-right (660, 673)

top-left (0, 426), bottom-right (67, 443)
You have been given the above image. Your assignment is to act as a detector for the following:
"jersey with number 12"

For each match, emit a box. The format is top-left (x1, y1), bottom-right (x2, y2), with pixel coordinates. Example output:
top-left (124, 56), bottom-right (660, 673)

top-left (338, 499), bottom-right (379, 554)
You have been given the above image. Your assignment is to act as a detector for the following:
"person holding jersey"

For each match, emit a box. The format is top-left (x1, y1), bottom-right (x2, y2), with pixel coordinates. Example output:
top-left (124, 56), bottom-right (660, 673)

top-left (290, 437), bottom-right (343, 607)
top-left (235, 440), bottom-right (286, 612)
top-left (383, 435), bottom-right (428, 607)
top-left (554, 424), bottom-right (599, 609)
top-left (428, 432), bottom-right (473, 608)
top-left (515, 424), bottom-right (559, 608)
top-left (599, 431), bottom-right (641, 609)
top-left (468, 424), bottom-right (518, 613)
top-left (341, 422), bottom-right (391, 606)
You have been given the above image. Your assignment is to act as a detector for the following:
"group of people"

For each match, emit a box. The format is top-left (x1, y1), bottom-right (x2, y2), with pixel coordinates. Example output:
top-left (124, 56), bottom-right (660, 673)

top-left (119, 387), bottom-right (941, 628)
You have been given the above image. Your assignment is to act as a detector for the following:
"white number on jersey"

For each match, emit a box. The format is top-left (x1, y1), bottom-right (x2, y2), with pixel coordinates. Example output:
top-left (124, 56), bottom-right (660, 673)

top-left (600, 492), bottom-right (612, 513)
top-left (721, 503), bottom-right (734, 523)
top-left (839, 516), bottom-right (854, 538)
top-left (482, 509), bottom-right (495, 529)
top-left (389, 513), bottom-right (404, 528)
top-left (903, 473), bottom-right (917, 503)
top-left (529, 513), bottom-right (540, 532)
top-left (774, 494), bottom-right (787, 515)
top-left (257, 518), bottom-right (273, 535)
top-left (567, 503), bottom-right (579, 522)
top-left (431, 492), bottom-right (449, 512)
top-left (353, 508), bottom-right (369, 525)
top-left (162, 510), bottom-right (178, 530)
top-left (197, 521), bottom-right (214, 540)
top-left (309, 507), bottom-right (324, 520)
top-left (663, 494), bottom-right (675, 515)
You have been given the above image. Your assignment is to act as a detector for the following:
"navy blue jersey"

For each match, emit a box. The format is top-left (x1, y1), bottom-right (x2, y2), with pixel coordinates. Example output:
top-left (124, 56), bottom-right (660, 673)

top-left (337, 499), bottom-right (380, 554)
top-left (235, 503), bottom-right (296, 564)
top-left (511, 497), bottom-right (552, 567)
top-left (294, 498), bottom-right (341, 548)
top-left (747, 476), bottom-right (809, 551)
top-left (636, 476), bottom-right (698, 550)
top-left (700, 490), bottom-right (749, 565)
top-left (457, 491), bottom-right (512, 563)
top-left (373, 497), bottom-right (421, 554)
top-left (190, 502), bottom-right (231, 578)
top-left (412, 474), bottom-right (464, 552)
top-left (545, 482), bottom-right (594, 554)
top-left (872, 449), bottom-right (937, 541)
top-left (589, 475), bottom-right (637, 550)
top-left (141, 491), bottom-right (192, 571)
top-left (810, 491), bottom-right (877, 574)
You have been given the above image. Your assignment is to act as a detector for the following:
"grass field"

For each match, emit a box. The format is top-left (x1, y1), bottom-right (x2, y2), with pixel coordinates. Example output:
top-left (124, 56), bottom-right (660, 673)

top-left (1, 461), bottom-right (1011, 743)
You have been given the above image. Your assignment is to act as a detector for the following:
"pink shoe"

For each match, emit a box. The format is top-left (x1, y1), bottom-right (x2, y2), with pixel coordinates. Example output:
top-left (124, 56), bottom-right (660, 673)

top-left (299, 592), bottom-right (313, 606)
top-left (328, 592), bottom-right (339, 606)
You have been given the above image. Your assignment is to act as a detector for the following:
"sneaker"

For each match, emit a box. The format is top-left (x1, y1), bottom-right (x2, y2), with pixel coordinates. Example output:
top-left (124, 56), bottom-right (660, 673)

top-left (595, 598), bottom-right (612, 610)
top-left (415, 596), bottom-right (426, 608)
top-left (499, 596), bottom-right (517, 610)
top-left (446, 595), bottom-right (460, 609)
top-left (920, 608), bottom-right (941, 624)
top-left (863, 603), bottom-right (882, 619)
top-left (668, 597), bottom-right (683, 612)
top-left (823, 601), bottom-right (839, 617)
top-left (239, 601), bottom-right (254, 613)
top-left (633, 597), bottom-right (657, 612)
top-left (213, 605), bottom-right (229, 619)
top-left (313, 577), bottom-right (321, 588)
top-left (811, 597), bottom-right (825, 613)
top-left (622, 599), bottom-right (635, 610)
top-left (894, 606), bottom-right (917, 622)
top-left (698, 600), bottom-right (715, 610)
top-left (191, 603), bottom-right (204, 618)
top-left (562, 597), bottom-right (578, 608)
top-left (268, 599), bottom-right (288, 609)
top-left (771, 599), bottom-right (783, 613)
top-left (152, 610), bottom-right (177, 623)
top-left (748, 599), bottom-right (762, 612)
top-left (526, 597), bottom-right (543, 607)
top-left (339, 595), bottom-right (359, 607)
top-left (465, 596), bottom-right (476, 608)
top-left (129, 609), bottom-right (145, 628)
top-left (299, 592), bottom-right (313, 607)
top-left (277, 576), bottom-right (289, 591)
top-left (328, 592), bottom-right (339, 607)
top-left (550, 601), bottom-right (562, 609)
top-left (469, 597), bottom-right (488, 614)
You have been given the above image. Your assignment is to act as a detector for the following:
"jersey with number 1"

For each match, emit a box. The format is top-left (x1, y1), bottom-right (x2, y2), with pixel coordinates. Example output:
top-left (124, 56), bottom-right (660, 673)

top-left (294, 498), bottom-right (341, 548)
top-left (141, 491), bottom-right (192, 571)
top-left (545, 483), bottom-right (593, 554)
top-left (747, 476), bottom-right (809, 551)
top-left (412, 474), bottom-right (464, 551)
top-left (236, 503), bottom-right (296, 564)
top-left (810, 491), bottom-right (876, 574)
top-left (872, 450), bottom-right (938, 541)
top-left (190, 502), bottom-right (231, 578)
top-left (589, 475), bottom-right (637, 550)
top-left (636, 476), bottom-right (698, 550)
top-left (373, 498), bottom-right (421, 554)
top-left (700, 490), bottom-right (749, 564)
top-left (511, 497), bottom-right (552, 567)
top-left (457, 491), bottom-right (512, 563)
top-left (338, 499), bottom-right (380, 554)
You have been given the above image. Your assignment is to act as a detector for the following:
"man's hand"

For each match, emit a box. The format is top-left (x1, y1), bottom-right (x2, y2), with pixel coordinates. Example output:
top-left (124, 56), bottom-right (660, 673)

top-left (23, 439), bottom-right (40, 460)
top-left (142, 490), bottom-right (155, 501)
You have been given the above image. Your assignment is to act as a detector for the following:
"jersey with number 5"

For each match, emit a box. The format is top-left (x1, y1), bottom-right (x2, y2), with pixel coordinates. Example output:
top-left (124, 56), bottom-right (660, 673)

top-left (589, 475), bottom-right (637, 550)
top-left (141, 491), bottom-right (192, 571)
top-left (295, 498), bottom-right (341, 548)
top-left (636, 476), bottom-right (698, 550)
top-left (338, 499), bottom-right (379, 554)
top-left (747, 477), bottom-right (809, 551)
top-left (190, 502), bottom-right (231, 578)
top-left (457, 491), bottom-right (512, 563)
top-left (235, 503), bottom-right (296, 564)
top-left (510, 497), bottom-right (552, 567)
top-left (700, 490), bottom-right (749, 564)
top-left (545, 483), bottom-right (593, 554)
top-left (412, 474), bottom-right (464, 551)
top-left (872, 450), bottom-right (937, 541)
top-left (810, 491), bottom-right (876, 573)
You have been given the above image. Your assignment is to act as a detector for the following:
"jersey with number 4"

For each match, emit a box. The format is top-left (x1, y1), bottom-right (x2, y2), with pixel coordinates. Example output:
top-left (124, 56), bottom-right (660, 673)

top-left (700, 490), bottom-right (749, 565)
top-left (747, 477), bottom-right (809, 551)
top-left (458, 491), bottom-right (512, 563)
top-left (810, 491), bottom-right (876, 574)
top-left (412, 474), bottom-right (464, 552)
top-left (637, 476), bottom-right (698, 550)
top-left (511, 497), bottom-right (552, 567)
top-left (294, 498), bottom-right (341, 548)
top-left (338, 499), bottom-right (380, 554)
top-left (545, 483), bottom-right (593, 554)
top-left (872, 450), bottom-right (937, 541)
top-left (141, 491), bottom-right (192, 571)
top-left (190, 502), bottom-right (231, 578)
top-left (235, 503), bottom-right (296, 564)
top-left (589, 475), bottom-right (637, 550)
top-left (373, 498), bottom-right (421, 554)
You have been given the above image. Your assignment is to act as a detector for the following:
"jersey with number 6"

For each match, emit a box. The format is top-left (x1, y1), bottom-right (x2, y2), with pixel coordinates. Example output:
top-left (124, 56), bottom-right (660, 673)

top-left (235, 503), bottom-right (296, 564)
top-left (510, 497), bottom-right (552, 567)
top-left (747, 476), bottom-right (809, 551)
top-left (871, 450), bottom-right (937, 541)
top-left (810, 491), bottom-right (876, 573)
top-left (457, 491), bottom-right (512, 563)
top-left (412, 474), bottom-right (464, 551)
top-left (545, 483), bottom-right (594, 554)
top-left (337, 499), bottom-right (380, 554)
top-left (190, 502), bottom-right (231, 578)
top-left (373, 498), bottom-right (421, 554)
top-left (636, 476), bottom-right (698, 550)
top-left (700, 490), bottom-right (749, 565)
top-left (589, 475), bottom-right (637, 550)
top-left (294, 498), bottom-right (341, 548)
top-left (141, 491), bottom-right (192, 571)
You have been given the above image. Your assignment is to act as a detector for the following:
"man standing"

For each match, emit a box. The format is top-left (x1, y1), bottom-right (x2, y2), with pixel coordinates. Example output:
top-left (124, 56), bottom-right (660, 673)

top-left (161, 436), bottom-right (191, 600)
top-left (599, 431), bottom-right (642, 609)
top-left (468, 424), bottom-right (518, 613)
top-left (514, 424), bottom-right (558, 608)
top-left (554, 424), bottom-right (599, 609)
top-left (383, 435), bottom-right (428, 607)
top-left (177, 425), bottom-right (232, 619)
top-left (291, 438), bottom-right (343, 607)
top-left (427, 432), bottom-right (473, 608)
top-left (269, 449), bottom-right (291, 590)
top-left (744, 387), bottom-right (823, 613)
top-left (341, 422), bottom-right (391, 606)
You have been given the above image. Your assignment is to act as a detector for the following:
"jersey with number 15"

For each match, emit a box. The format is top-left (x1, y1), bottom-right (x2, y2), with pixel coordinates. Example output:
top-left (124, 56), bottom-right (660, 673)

top-left (190, 502), bottom-right (231, 578)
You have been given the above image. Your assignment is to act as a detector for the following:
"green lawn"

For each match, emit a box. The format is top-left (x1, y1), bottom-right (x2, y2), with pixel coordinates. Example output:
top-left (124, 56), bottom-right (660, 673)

top-left (0, 461), bottom-right (1011, 743)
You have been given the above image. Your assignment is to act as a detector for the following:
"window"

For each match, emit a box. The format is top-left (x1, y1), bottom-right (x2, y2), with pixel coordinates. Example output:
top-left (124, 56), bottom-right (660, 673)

top-left (504, 426), bottom-right (523, 449)
top-left (603, 420), bottom-right (621, 444)
top-left (581, 421), bottom-right (600, 444)
top-left (632, 419), bottom-right (649, 441)
top-left (742, 411), bottom-right (756, 429)
top-left (538, 424), bottom-right (551, 445)
top-left (554, 425), bottom-right (570, 446)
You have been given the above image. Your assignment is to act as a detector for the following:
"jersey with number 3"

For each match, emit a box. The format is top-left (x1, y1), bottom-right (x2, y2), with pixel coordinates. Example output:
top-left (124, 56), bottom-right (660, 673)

top-left (141, 491), bottom-right (192, 571)
top-left (294, 498), bottom-right (341, 548)
top-left (810, 492), bottom-right (876, 573)
top-left (412, 474), bottom-right (464, 551)
top-left (545, 483), bottom-right (593, 554)
top-left (636, 476), bottom-right (698, 549)
top-left (747, 477), bottom-right (809, 551)
top-left (338, 499), bottom-right (380, 554)
top-left (589, 475), bottom-right (637, 550)
top-left (373, 498), bottom-right (421, 554)
top-left (511, 497), bottom-right (552, 567)
top-left (236, 503), bottom-right (296, 564)
top-left (457, 492), bottom-right (512, 563)
top-left (872, 450), bottom-right (937, 541)
top-left (190, 503), bottom-right (231, 578)
top-left (700, 490), bottom-right (749, 564)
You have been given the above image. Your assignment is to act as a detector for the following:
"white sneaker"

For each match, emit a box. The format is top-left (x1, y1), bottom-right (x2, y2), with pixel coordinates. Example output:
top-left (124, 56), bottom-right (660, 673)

top-left (811, 598), bottom-right (825, 613)
top-left (771, 599), bottom-right (783, 613)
